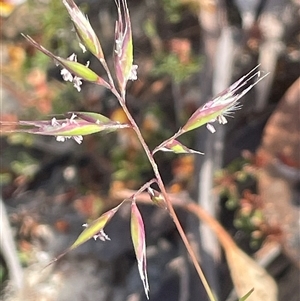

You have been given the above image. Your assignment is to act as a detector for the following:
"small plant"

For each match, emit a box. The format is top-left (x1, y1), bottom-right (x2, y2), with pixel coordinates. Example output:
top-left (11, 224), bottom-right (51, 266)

top-left (215, 156), bottom-right (282, 250)
top-left (1, 0), bottom-right (268, 300)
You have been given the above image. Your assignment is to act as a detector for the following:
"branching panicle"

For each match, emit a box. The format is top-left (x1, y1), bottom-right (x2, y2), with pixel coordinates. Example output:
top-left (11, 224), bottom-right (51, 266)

top-left (4, 1), bottom-right (270, 300)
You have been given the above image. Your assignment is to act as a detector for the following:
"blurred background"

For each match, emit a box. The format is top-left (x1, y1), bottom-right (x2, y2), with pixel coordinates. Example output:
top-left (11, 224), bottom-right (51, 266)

top-left (1, 0), bottom-right (299, 300)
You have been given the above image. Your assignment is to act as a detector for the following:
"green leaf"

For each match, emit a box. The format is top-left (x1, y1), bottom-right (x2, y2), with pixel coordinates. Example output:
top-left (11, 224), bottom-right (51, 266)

top-left (239, 288), bottom-right (254, 301)
top-left (182, 66), bottom-right (269, 133)
top-left (70, 201), bottom-right (124, 250)
top-left (153, 139), bottom-right (204, 155)
top-left (147, 187), bottom-right (167, 209)
top-left (114, 0), bottom-right (134, 91)
top-left (22, 34), bottom-right (110, 88)
top-left (63, 0), bottom-right (104, 59)
top-left (131, 201), bottom-right (149, 299)
top-left (69, 111), bottom-right (111, 123)
top-left (182, 103), bottom-right (227, 133)
top-left (2, 114), bottom-right (130, 143)
top-left (48, 123), bottom-right (118, 136)
top-left (59, 58), bottom-right (99, 82)
top-left (44, 202), bottom-right (124, 268)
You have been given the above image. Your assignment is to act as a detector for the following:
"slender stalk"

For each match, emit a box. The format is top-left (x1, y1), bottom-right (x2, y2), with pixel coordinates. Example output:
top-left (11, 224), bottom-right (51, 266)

top-left (111, 87), bottom-right (217, 301)
top-left (152, 128), bottom-right (182, 154)
top-left (132, 178), bottom-right (157, 199)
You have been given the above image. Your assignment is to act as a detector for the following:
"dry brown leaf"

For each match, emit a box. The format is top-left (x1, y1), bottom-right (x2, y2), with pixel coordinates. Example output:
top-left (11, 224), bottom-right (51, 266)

top-left (185, 203), bottom-right (278, 301)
